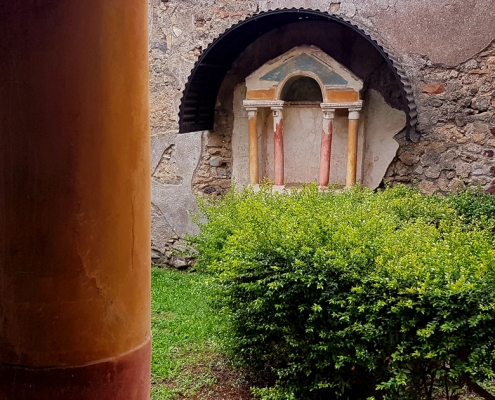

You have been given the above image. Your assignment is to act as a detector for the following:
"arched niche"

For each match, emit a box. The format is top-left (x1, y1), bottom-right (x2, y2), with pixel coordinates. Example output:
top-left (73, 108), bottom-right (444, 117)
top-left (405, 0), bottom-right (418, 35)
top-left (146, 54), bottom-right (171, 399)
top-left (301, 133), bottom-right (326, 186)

top-left (240, 45), bottom-right (367, 188)
top-left (280, 76), bottom-right (323, 102)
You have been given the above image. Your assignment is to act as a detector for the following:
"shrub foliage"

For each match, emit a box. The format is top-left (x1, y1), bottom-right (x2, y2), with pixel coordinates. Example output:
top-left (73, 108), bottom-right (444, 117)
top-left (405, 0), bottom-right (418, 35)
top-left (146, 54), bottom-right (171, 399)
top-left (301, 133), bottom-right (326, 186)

top-left (191, 184), bottom-right (495, 400)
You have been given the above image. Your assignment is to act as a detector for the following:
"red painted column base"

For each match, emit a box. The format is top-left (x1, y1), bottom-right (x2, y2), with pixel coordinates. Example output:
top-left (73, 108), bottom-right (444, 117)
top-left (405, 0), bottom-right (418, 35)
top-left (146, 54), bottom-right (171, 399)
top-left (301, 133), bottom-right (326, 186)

top-left (318, 119), bottom-right (333, 187)
top-left (0, 339), bottom-right (151, 400)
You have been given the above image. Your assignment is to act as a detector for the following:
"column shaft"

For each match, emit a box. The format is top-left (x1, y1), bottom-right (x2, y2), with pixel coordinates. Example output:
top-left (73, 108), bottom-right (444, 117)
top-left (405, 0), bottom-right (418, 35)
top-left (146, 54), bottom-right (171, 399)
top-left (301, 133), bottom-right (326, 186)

top-left (272, 107), bottom-right (284, 186)
top-left (346, 109), bottom-right (361, 187)
top-left (247, 108), bottom-right (259, 184)
top-left (319, 109), bottom-right (335, 187)
top-left (0, 2), bottom-right (151, 399)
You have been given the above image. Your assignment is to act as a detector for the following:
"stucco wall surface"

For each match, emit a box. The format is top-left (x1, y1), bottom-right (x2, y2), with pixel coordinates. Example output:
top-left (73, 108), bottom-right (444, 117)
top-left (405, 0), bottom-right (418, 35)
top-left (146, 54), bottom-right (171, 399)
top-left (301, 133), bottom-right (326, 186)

top-left (149, 0), bottom-right (495, 266)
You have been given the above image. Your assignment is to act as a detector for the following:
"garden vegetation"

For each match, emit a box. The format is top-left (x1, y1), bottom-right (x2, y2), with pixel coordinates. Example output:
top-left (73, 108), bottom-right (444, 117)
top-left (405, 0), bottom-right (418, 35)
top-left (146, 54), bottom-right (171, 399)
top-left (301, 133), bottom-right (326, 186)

top-left (190, 185), bottom-right (495, 400)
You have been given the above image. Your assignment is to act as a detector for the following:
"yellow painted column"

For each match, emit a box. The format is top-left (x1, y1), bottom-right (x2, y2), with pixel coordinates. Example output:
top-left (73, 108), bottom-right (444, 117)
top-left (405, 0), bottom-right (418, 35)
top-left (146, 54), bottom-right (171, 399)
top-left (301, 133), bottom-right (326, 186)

top-left (247, 108), bottom-right (259, 184)
top-left (0, 2), bottom-right (150, 399)
top-left (346, 108), bottom-right (361, 187)
top-left (272, 106), bottom-right (285, 186)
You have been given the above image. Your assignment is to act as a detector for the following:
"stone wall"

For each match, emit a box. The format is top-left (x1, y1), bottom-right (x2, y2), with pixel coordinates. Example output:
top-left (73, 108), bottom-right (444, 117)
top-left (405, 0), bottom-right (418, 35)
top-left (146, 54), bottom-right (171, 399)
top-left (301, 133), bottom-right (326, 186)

top-left (149, 0), bottom-right (495, 267)
top-left (386, 43), bottom-right (495, 194)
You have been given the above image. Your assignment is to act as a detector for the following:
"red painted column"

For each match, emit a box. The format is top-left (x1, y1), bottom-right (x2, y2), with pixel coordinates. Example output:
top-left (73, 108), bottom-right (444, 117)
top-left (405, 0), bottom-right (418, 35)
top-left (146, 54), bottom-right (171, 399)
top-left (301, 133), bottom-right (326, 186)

top-left (0, 2), bottom-right (151, 399)
top-left (272, 107), bottom-right (285, 186)
top-left (318, 108), bottom-right (336, 188)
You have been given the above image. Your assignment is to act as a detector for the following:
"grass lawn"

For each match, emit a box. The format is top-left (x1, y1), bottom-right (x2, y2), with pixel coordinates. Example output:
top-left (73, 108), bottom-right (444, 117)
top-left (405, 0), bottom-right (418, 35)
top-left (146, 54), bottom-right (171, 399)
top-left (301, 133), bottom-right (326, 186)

top-left (150, 267), bottom-right (251, 400)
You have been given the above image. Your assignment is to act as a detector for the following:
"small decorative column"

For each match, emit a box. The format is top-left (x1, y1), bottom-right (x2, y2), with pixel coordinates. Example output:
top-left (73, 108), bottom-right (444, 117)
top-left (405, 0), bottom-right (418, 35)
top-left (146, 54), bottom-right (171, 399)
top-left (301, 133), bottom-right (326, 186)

top-left (272, 106), bottom-right (284, 186)
top-left (346, 108), bottom-right (361, 187)
top-left (319, 107), bottom-right (335, 188)
top-left (246, 108), bottom-right (259, 184)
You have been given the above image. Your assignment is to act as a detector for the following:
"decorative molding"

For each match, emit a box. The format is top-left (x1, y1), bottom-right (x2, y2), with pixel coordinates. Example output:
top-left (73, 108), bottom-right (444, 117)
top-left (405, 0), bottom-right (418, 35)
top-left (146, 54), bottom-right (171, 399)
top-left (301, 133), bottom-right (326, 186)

top-left (320, 101), bottom-right (363, 109)
top-left (243, 100), bottom-right (285, 108)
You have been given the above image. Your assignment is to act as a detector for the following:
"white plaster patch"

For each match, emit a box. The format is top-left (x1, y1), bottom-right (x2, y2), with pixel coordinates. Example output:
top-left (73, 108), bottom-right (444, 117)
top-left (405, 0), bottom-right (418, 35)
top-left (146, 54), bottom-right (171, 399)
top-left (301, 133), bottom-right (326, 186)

top-left (151, 132), bottom-right (202, 237)
top-left (362, 89), bottom-right (406, 190)
top-left (232, 84), bottom-right (251, 186)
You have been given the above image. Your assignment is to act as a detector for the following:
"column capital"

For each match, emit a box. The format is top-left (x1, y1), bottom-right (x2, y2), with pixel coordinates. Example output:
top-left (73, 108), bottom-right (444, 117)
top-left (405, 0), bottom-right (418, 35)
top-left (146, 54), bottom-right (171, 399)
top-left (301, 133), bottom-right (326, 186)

top-left (321, 107), bottom-right (336, 120)
top-left (246, 107), bottom-right (258, 116)
top-left (271, 106), bottom-right (284, 118)
top-left (348, 108), bottom-right (361, 120)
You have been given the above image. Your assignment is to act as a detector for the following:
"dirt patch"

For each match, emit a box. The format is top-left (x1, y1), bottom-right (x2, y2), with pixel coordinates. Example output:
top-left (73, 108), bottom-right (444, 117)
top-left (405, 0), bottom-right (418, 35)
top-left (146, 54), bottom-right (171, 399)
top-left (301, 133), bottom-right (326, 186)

top-left (188, 363), bottom-right (253, 400)
top-left (153, 355), bottom-right (254, 400)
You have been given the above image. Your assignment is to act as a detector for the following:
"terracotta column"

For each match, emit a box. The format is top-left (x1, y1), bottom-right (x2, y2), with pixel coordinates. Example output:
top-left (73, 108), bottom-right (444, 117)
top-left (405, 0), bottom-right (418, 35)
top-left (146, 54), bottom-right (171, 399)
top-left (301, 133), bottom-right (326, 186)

top-left (346, 108), bottom-right (361, 187)
top-left (247, 108), bottom-right (259, 184)
top-left (272, 106), bottom-right (285, 186)
top-left (319, 108), bottom-right (335, 188)
top-left (0, 2), bottom-right (150, 400)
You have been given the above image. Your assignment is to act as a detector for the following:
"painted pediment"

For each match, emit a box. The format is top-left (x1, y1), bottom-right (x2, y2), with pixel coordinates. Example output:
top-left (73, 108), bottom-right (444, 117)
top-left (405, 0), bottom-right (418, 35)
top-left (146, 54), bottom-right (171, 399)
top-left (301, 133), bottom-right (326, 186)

top-left (245, 45), bottom-right (363, 95)
top-left (260, 53), bottom-right (348, 85)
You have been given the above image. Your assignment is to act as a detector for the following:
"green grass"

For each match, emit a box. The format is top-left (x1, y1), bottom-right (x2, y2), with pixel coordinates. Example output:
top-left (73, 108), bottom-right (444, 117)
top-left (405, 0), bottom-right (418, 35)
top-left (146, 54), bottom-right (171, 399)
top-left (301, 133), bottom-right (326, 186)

top-left (151, 267), bottom-right (227, 399)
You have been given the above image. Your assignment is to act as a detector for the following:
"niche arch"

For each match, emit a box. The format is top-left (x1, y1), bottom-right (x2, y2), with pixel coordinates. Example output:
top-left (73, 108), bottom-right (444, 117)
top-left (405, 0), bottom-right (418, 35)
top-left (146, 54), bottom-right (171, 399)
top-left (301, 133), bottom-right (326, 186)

top-left (279, 75), bottom-right (323, 102)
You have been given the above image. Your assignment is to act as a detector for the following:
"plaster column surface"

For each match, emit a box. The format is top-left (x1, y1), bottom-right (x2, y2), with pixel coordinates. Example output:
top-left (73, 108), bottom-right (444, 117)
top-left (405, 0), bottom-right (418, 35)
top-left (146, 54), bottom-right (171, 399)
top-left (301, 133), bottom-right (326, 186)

top-left (346, 109), bottom-right (361, 188)
top-left (0, 2), bottom-right (151, 399)
top-left (272, 107), bottom-right (285, 186)
top-left (319, 108), bottom-right (335, 188)
top-left (247, 108), bottom-right (259, 184)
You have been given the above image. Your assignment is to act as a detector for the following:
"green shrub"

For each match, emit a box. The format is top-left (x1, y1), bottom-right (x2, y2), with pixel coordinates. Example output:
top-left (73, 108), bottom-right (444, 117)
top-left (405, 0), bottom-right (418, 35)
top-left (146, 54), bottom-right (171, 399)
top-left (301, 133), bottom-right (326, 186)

top-left (190, 184), bottom-right (495, 400)
top-left (448, 185), bottom-right (495, 225)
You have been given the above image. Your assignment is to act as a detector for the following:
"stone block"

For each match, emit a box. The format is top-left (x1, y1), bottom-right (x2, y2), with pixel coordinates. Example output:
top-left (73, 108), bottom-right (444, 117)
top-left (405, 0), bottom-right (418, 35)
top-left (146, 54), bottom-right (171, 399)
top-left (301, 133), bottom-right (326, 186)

top-left (462, 59), bottom-right (478, 70)
top-left (471, 176), bottom-right (491, 185)
top-left (472, 168), bottom-right (487, 176)
top-left (439, 160), bottom-right (456, 171)
top-left (414, 166), bottom-right (424, 174)
top-left (217, 167), bottom-right (228, 177)
top-left (448, 179), bottom-right (466, 192)
top-left (209, 156), bottom-right (224, 167)
top-left (207, 134), bottom-right (225, 147)
top-left (463, 143), bottom-right (483, 153)
top-left (207, 147), bottom-right (223, 155)
top-left (471, 96), bottom-right (491, 111)
top-left (398, 152), bottom-right (419, 166)
top-left (418, 180), bottom-right (437, 195)
top-left (424, 165), bottom-right (441, 179)
top-left (440, 149), bottom-right (457, 163)
top-left (437, 178), bottom-right (450, 192)
top-left (420, 153), bottom-right (440, 167)
top-left (455, 163), bottom-right (472, 177)
top-left (171, 256), bottom-right (188, 269)
top-left (422, 83), bottom-right (445, 94)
